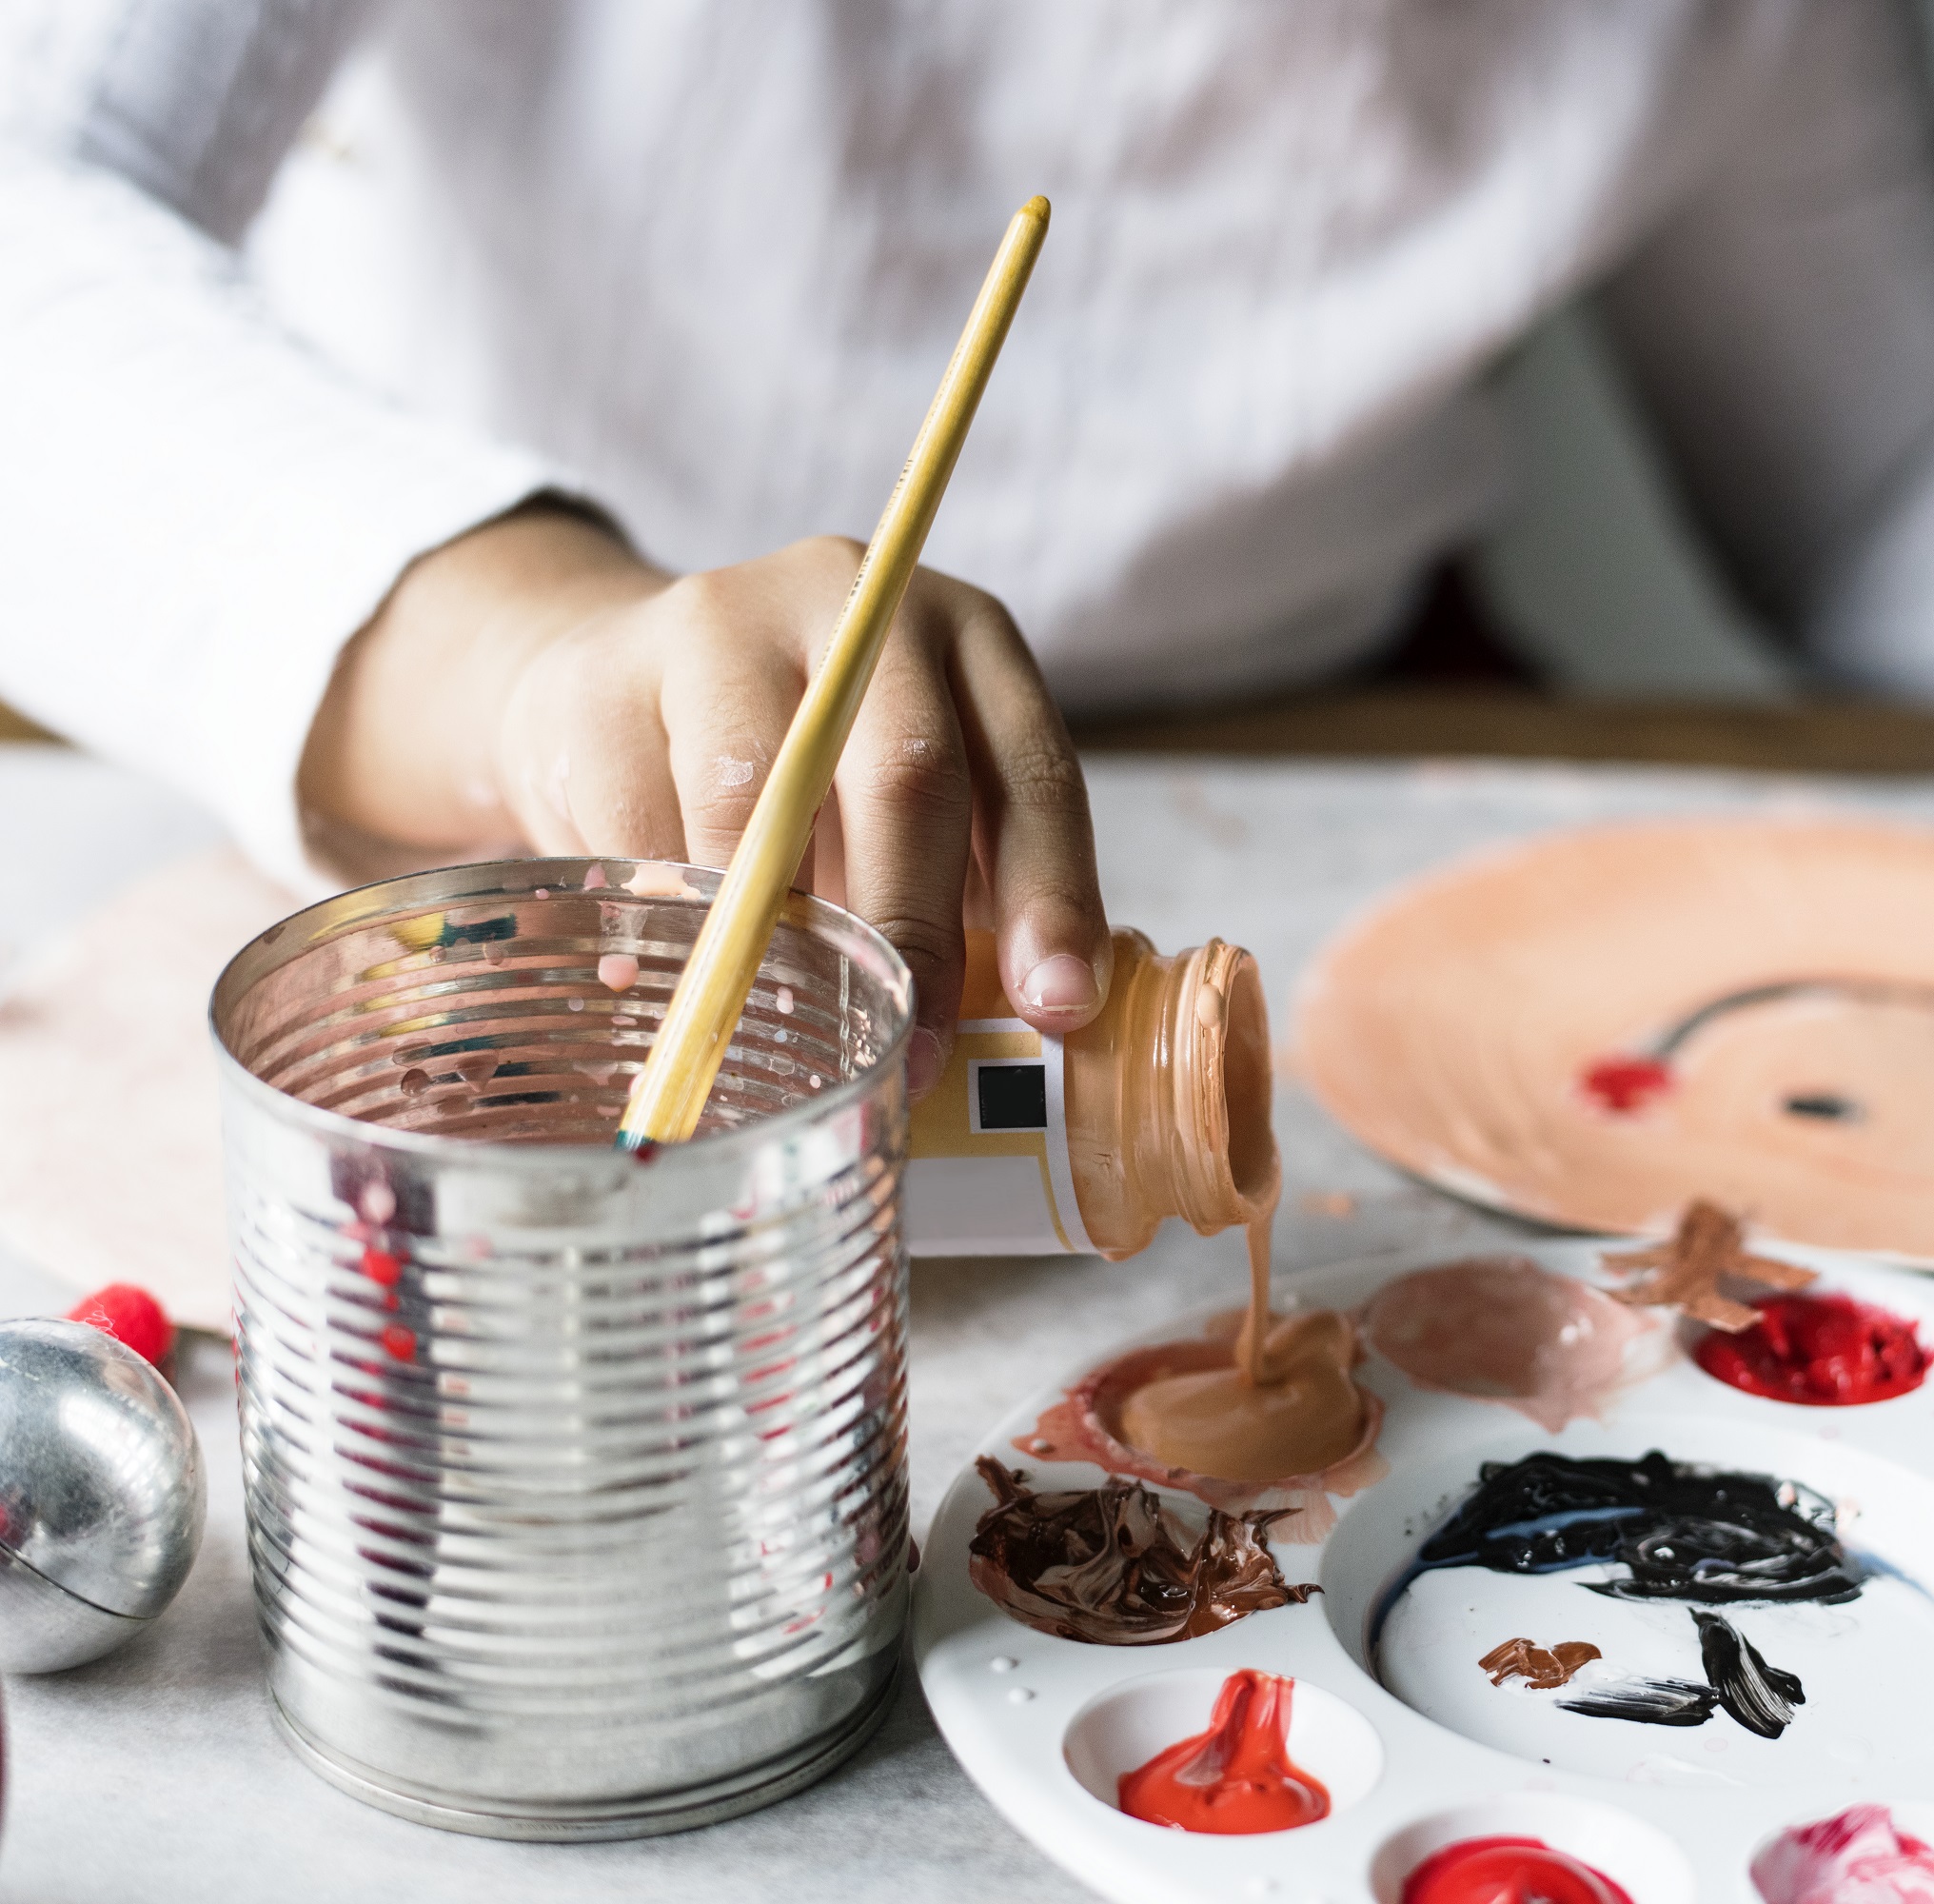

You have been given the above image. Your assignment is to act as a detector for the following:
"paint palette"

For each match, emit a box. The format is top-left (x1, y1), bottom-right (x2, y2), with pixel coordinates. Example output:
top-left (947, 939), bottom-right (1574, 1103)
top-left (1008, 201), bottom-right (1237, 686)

top-left (915, 1238), bottom-right (1934, 1902)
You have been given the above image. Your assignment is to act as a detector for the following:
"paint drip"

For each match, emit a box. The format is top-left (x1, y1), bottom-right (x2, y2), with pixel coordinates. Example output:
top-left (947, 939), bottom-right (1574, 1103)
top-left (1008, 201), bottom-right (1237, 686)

top-left (1361, 1257), bottom-right (1656, 1432)
top-left (967, 1458), bottom-right (1316, 1645)
top-left (1017, 1318), bottom-right (1386, 1530)
top-left (1401, 1836), bottom-right (1634, 1904)
top-left (1117, 1306), bottom-right (1367, 1482)
top-left (1116, 1671), bottom-right (1329, 1835)
top-left (1696, 1291), bottom-right (1928, 1406)
top-left (1751, 1804), bottom-right (1934, 1903)
top-left (1478, 1636), bottom-right (1600, 1689)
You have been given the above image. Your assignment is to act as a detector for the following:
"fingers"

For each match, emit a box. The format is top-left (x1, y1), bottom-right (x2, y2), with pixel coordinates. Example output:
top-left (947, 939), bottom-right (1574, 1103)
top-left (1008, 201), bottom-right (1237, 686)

top-left (492, 535), bottom-right (1100, 1099)
top-left (831, 586), bottom-right (975, 1098)
top-left (944, 585), bottom-right (1111, 1035)
top-left (495, 604), bottom-right (685, 862)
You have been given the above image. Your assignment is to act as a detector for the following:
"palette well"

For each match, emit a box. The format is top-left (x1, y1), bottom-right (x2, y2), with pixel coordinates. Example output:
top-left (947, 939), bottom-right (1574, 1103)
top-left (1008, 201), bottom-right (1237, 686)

top-left (915, 1239), bottom-right (1934, 1903)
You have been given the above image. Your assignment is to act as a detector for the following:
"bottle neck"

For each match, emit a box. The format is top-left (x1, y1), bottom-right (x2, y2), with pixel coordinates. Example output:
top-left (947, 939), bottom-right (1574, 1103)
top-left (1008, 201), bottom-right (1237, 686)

top-left (1069, 932), bottom-right (1278, 1253)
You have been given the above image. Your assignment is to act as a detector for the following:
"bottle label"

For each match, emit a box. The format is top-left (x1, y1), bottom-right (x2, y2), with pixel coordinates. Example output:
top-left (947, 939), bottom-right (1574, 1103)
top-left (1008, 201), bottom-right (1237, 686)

top-left (904, 941), bottom-right (1095, 1256)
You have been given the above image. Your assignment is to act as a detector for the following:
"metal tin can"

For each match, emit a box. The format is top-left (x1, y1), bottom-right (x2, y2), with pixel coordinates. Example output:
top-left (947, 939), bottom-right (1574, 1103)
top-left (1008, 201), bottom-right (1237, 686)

top-left (210, 861), bottom-right (913, 1839)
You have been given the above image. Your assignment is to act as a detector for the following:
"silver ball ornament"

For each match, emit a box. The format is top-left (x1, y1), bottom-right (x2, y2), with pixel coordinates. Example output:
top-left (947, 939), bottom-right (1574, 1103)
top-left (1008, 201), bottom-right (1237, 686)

top-left (0, 1319), bottom-right (207, 1673)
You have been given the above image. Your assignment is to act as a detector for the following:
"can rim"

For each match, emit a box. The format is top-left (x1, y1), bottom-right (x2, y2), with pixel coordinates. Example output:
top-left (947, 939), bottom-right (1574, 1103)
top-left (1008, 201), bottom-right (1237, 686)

top-left (206, 856), bottom-right (914, 1171)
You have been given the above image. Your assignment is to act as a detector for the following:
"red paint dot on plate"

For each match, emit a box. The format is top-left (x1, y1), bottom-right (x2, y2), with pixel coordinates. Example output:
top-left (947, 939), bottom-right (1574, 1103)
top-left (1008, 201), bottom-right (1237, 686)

top-left (1579, 1056), bottom-right (1672, 1114)
top-left (381, 1325), bottom-right (417, 1362)
top-left (67, 1283), bottom-right (175, 1366)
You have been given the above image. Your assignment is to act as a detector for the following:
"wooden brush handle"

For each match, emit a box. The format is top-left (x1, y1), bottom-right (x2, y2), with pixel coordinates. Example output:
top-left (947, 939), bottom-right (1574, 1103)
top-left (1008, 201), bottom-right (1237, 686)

top-left (618, 195), bottom-right (1051, 1146)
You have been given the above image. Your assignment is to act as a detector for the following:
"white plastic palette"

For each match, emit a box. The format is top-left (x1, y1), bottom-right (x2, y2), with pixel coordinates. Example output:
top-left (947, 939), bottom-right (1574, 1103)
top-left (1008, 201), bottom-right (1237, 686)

top-left (915, 1238), bottom-right (1934, 1903)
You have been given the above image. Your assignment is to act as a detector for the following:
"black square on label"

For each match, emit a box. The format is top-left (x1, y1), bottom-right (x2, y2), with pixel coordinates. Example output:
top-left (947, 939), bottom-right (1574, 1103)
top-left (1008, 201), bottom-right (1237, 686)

top-left (977, 1062), bottom-right (1047, 1131)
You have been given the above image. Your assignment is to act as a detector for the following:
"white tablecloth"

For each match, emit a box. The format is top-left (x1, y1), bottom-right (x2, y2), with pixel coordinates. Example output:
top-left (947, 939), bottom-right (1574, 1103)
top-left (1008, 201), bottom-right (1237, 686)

top-left (8, 744), bottom-right (1934, 1903)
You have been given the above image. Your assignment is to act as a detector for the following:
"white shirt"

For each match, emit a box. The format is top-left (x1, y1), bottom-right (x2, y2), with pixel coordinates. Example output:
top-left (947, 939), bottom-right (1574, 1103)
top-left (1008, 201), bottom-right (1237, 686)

top-left (5, 0), bottom-right (1934, 886)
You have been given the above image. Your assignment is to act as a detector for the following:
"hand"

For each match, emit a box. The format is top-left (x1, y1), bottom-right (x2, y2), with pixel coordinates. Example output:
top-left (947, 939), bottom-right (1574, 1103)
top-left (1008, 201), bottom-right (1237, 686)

top-left (298, 503), bottom-right (1113, 1090)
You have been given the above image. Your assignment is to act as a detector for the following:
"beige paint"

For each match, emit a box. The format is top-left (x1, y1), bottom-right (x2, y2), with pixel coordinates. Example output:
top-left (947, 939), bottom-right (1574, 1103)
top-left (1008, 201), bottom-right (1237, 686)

top-left (1300, 817), bottom-right (1934, 1257)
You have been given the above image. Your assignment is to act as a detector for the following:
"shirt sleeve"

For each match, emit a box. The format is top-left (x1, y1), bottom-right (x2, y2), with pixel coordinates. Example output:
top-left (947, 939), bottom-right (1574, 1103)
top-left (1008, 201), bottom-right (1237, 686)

top-left (1598, 0), bottom-right (1934, 698)
top-left (0, 4), bottom-right (579, 890)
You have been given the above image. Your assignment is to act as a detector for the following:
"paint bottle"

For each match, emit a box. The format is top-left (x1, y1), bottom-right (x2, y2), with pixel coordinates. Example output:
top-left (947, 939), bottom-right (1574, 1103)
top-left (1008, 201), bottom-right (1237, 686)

top-left (906, 927), bottom-right (1275, 1259)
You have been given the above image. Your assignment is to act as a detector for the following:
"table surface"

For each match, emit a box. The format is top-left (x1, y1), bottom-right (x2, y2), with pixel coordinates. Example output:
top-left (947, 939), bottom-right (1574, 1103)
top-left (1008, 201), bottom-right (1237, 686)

top-left (9, 744), bottom-right (1934, 1904)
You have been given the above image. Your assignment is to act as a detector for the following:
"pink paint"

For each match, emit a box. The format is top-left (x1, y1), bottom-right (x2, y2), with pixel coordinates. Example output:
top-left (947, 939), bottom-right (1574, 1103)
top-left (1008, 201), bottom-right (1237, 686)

top-left (1752, 1804), bottom-right (1934, 1902)
top-left (625, 865), bottom-right (701, 900)
top-left (360, 1181), bottom-right (396, 1224)
top-left (1361, 1257), bottom-right (1657, 1433)
top-left (598, 953), bottom-right (640, 992)
top-left (1580, 1056), bottom-right (1672, 1114)
top-left (776, 984), bottom-right (796, 1016)
top-left (582, 865), bottom-right (609, 890)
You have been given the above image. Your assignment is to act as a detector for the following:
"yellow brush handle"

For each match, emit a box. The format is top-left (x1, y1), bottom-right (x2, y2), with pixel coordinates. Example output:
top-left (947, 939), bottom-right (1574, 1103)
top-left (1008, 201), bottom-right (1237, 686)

top-left (617, 195), bottom-right (1051, 1147)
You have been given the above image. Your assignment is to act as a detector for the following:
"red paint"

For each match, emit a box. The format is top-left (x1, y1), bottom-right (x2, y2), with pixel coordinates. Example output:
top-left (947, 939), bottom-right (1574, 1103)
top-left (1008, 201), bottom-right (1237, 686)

top-left (1696, 1291), bottom-right (1927, 1406)
top-left (1402, 1836), bottom-right (1633, 1904)
top-left (67, 1283), bottom-right (175, 1367)
top-left (380, 1324), bottom-right (417, 1362)
top-left (1116, 1671), bottom-right (1329, 1835)
top-left (1580, 1056), bottom-right (1672, 1115)
top-left (360, 1246), bottom-right (403, 1288)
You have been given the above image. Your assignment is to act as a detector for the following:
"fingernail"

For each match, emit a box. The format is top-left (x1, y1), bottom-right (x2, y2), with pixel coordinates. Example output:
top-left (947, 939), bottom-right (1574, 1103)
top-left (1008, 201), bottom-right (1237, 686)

top-left (1020, 954), bottom-right (1100, 1014)
top-left (907, 1026), bottom-right (946, 1098)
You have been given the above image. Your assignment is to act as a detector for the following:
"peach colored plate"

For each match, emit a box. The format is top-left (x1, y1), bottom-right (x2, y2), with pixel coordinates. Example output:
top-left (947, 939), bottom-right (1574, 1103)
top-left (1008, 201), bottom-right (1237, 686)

top-left (1296, 816), bottom-right (1934, 1259)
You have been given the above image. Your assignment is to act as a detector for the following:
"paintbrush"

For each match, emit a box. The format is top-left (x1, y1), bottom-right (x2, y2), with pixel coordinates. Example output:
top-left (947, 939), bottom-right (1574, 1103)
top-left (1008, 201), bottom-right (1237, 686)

top-left (615, 194), bottom-right (1051, 1148)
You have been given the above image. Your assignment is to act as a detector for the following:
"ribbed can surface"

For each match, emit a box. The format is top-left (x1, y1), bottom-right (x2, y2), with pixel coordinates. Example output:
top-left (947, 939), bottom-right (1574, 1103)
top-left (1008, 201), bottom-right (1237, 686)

top-left (210, 861), bottom-right (913, 1837)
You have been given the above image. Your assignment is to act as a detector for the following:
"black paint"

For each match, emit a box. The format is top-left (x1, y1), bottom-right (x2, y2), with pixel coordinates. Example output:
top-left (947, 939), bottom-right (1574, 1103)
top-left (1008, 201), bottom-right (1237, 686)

top-left (1402, 1450), bottom-right (1864, 1611)
top-left (1379, 1450), bottom-right (1858, 1742)
top-left (1557, 1676), bottom-right (1719, 1728)
top-left (1784, 1093), bottom-right (1862, 1122)
top-left (1694, 1609), bottom-right (1805, 1738)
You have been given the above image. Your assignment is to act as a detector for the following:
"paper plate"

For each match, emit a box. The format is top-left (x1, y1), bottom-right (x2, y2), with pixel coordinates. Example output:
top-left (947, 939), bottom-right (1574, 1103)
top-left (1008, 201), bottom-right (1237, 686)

top-left (1295, 816), bottom-right (1934, 1258)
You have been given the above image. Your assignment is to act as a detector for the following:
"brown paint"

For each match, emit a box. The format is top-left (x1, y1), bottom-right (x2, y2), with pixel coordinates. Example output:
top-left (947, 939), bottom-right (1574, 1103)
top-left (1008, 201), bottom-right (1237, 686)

top-left (1019, 1314), bottom-right (1387, 1534)
top-left (1479, 1636), bottom-right (1602, 1690)
top-left (966, 1458), bottom-right (1317, 1645)
top-left (1361, 1256), bottom-right (1660, 1433)
top-left (1603, 1199), bottom-right (1814, 1333)
top-left (1298, 818), bottom-right (1934, 1258)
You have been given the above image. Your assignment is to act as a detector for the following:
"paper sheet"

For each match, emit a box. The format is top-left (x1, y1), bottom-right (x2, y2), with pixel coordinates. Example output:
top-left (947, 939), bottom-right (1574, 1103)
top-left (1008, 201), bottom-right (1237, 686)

top-left (0, 846), bottom-right (297, 1333)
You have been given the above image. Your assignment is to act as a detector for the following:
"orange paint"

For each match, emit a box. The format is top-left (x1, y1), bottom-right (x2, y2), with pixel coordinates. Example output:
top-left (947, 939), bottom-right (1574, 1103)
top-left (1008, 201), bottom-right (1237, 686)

top-left (1116, 1671), bottom-right (1329, 1835)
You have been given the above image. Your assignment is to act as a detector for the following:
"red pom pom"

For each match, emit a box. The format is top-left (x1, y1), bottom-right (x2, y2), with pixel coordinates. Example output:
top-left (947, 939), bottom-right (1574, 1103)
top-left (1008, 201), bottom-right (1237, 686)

top-left (67, 1282), bottom-right (176, 1366)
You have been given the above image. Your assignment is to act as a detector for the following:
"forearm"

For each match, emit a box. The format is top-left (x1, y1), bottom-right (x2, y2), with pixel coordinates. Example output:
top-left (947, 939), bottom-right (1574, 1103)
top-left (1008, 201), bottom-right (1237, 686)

top-left (0, 150), bottom-right (566, 886)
